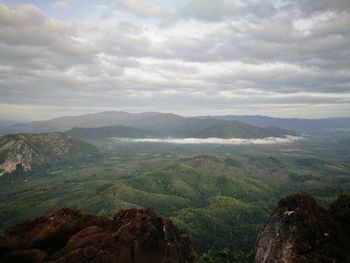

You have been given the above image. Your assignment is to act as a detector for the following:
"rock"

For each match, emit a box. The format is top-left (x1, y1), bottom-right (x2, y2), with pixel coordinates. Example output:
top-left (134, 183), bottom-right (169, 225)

top-left (0, 234), bottom-right (15, 258)
top-left (0, 208), bottom-right (197, 263)
top-left (0, 133), bottom-right (98, 175)
top-left (4, 208), bottom-right (111, 251)
top-left (328, 194), bottom-right (350, 224)
top-left (1, 249), bottom-right (46, 263)
top-left (255, 192), bottom-right (350, 263)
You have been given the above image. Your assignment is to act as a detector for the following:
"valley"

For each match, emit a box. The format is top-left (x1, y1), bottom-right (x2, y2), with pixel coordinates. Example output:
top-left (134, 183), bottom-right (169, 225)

top-left (2, 1), bottom-right (350, 261)
top-left (1, 127), bottom-right (349, 262)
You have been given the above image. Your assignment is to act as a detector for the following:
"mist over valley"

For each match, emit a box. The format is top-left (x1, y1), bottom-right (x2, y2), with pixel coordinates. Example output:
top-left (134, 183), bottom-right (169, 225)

top-left (1, 0), bottom-right (350, 262)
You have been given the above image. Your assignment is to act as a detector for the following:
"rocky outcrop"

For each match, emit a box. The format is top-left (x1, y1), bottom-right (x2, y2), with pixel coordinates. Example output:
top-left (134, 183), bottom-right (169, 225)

top-left (0, 133), bottom-right (98, 174)
top-left (0, 208), bottom-right (197, 263)
top-left (255, 192), bottom-right (350, 263)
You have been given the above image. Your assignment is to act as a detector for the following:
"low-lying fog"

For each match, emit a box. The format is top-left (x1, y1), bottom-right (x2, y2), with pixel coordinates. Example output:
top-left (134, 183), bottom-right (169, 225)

top-left (112, 136), bottom-right (301, 145)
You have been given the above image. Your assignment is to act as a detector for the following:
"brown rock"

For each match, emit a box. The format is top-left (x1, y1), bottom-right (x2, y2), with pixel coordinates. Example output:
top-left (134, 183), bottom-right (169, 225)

top-left (0, 208), bottom-right (197, 263)
top-left (0, 234), bottom-right (15, 257)
top-left (255, 192), bottom-right (350, 263)
top-left (4, 208), bottom-right (111, 251)
top-left (328, 194), bottom-right (350, 224)
top-left (1, 249), bottom-right (46, 263)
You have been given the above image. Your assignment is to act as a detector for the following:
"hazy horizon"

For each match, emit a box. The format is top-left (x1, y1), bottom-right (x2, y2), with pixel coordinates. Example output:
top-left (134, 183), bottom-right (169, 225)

top-left (0, 0), bottom-right (350, 120)
top-left (1, 2), bottom-right (350, 261)
top-left (2, 109), bottom-right (350, 123)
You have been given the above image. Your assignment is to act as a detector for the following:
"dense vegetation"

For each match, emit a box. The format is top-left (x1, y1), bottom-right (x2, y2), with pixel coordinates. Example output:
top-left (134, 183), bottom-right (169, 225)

top-left (0, 133), bottom-right (98, 174)
top-left (0, 130), bottom-right (349, 262)
top-left (66, 125), bottom-right (153, 141)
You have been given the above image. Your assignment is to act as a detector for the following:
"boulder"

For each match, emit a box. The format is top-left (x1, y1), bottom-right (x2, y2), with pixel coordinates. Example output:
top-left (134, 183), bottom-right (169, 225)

top-left (255, 192), bottom-right (350, 263)
top-left (0, 208), bottom-right (197, 263)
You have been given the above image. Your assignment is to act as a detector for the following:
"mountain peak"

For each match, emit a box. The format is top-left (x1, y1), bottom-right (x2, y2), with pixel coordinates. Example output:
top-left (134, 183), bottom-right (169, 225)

top-left (0, 133), bottom-right (98, 175)
top-left (255, 192), bottom-right (350, 263)
top-left (0, 208), bottom-right (197, 263)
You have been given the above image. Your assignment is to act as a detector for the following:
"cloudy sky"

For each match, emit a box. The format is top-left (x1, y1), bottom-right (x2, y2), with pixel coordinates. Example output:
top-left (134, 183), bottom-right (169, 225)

top-left (0, 0), bottom-right (350, 120)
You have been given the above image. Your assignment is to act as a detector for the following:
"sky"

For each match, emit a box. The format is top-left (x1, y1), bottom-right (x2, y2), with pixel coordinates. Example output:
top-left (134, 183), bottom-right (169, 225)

top-left (0, 0), bottom-right (350, 120)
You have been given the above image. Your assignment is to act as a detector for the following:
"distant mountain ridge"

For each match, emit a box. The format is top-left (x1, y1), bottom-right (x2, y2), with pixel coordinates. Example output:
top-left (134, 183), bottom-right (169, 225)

top-left (2, 113), bottom-right (350, 135)
top-left (1, 112), bottom-right (293, 139)
top-left (8, 112), bottom-right (183, 133)
top-left (66, 121), bottom-right (291, 141)
top-left (201, 115), bottom-right (350, 132)
top-left (66, 125), bottom-right (155, 141)
top-left (0, 133), bottom-right (98, 175)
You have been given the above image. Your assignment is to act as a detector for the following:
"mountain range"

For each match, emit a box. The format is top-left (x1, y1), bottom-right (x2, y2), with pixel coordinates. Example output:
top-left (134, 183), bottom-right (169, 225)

top-left (1, 112), bottom-right (349, 139)
top-left (202, 115), bottom-right (350, 132)
top-left (0, 112), bottom-right (292, 139)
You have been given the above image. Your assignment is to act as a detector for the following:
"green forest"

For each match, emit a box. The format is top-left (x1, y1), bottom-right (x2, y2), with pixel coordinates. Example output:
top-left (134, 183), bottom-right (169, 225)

top-left (1, 132), bottom-right (350, 262)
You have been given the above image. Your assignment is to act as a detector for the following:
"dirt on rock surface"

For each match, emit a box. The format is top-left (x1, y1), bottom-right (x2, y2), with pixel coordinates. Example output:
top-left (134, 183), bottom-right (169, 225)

top-left (0, 208), bottom-right (197, 263)
top-left (255, 192), bottom-right (350, 263)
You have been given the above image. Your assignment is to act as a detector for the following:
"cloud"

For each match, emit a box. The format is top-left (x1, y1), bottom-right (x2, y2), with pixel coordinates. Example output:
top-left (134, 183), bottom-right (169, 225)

top-left (108, 0), bottom-right (171, 18)
top-left (294, 0), bottom-right (350, 14)
top-left (52, 1), bottom-right (72, 11)
top-left (0, 4), bottom-right (95, 58)
top-left (113, 136), bottom-right (302, 144)
top-left (177, 0), bottom-right (276, 22)
top-left (0, 1), bottom-right (349, 120)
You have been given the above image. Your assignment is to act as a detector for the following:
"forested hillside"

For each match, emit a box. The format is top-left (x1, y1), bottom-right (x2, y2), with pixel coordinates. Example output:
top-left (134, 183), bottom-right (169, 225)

top-left (1, 152), bottom-right (349, 262)
top-left (0, 133), bottom-right (98, 175)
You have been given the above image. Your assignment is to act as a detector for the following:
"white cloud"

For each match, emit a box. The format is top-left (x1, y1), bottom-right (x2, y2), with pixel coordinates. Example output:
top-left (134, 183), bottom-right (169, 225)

top-left (0, 1), bottom-right (349, 120)
top-left (113, 136), bottom-right (302, 144)
top-left (177, 0), bottom-right (276, 22)
top-left (0, 4), bottom-right (95, 57)
top-left (109, 0), bottom-right (171, 18)
top-left (52, 1), bottom-right (72, 11)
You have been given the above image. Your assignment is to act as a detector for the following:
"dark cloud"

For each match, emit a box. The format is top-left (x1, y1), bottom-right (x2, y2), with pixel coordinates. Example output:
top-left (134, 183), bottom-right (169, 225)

top-left (0, 1), bottom-right (349, 119)
top-left (293, 0), bottom-right (350, 15)
top-left (177, 0), bottom-right (277, 22)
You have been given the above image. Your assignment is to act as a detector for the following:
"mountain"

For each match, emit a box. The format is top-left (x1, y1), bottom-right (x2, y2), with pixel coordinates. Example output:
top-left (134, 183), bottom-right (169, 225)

top-left (6, 112), bottom-right (183, 133)
top-left (255, 193), bottom-right (350, 263)
top-left (6, 111), bottom-right (293, 139)
top-left (66, 119), bottom-right (291, 141)
top-left (0, 208), bottom-right (197, 263)
top-left (0, 120), bottom-right (23, 135)
top-left (66, 125), bottom-right (154, 141)
top-left (156, 118), bottom-right (291, 138)
top-left (0, 133), bottom-right (98, 175)
top-left (1, 193), bottom-right (348, 263)
top-left (202, 115), bottom-right (350, 132)
top-left (1, 148), bottom-right (349, 261)
top-left (3, 112), bottom-right (350, 135)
